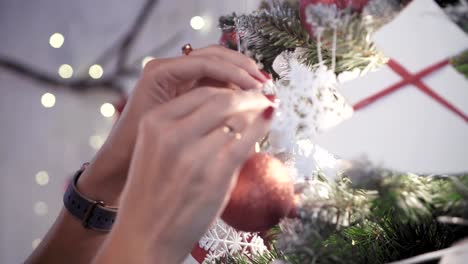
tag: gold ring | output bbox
[182,43,193,56]
[222,125,242,140]
[222,125,235,134]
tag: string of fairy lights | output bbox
[29,11,208,251]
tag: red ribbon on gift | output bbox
[191,244,208,263]
[353,58,468,123]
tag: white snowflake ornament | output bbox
[269,53,353,154]
[197,219,267,263]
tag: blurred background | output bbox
[0,0,261,262]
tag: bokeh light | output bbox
[88,64,104,79]
[41,93,56,108]
[34,201,48,216]
[58,64,73,79]
[32,239,42,249]
[49,33,64,48]
[100,103,115,118]
[89,135,105,150]
[190,16,205,30]
[35,171,50,186]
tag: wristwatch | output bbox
[63,164,118,232]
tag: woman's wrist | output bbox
[76,114,140,205]
[76,91,159,205]
[93,216,184,264]
[76,165,126,206]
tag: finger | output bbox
[155,87,230,120]
[149,56,263,91]
[176,91,275,140]
[190,111,254,157]
[195,78,240,91]
[183,111,259,210]
[191,45,270,83]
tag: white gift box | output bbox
[317,0,468,174]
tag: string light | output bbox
[100,103,115,118]
[88,64,104,79]
[34,201,48,216]
[190,16,205,30]
[35,171,50,186]
[141,56,155,68]
[89,135,105,150]
[41,93,56,108]
[49,33,64,48]
[58,64,73,79]
[32,239,42,249]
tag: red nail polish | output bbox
[264,94,276,103]
[262,106,275,120]
[260,70,272,80]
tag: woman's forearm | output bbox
[26,209,108,264]
[25,114,137,264]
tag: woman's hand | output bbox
[26,46,271,264]
[92,87,276,264]
[78,46,269,204]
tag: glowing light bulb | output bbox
[100,103,115,118]
[141,56,155,68]
[35,171,49,186]
[41,93,56,108]
[88,64,104,79]
[58,64,73,79]
[49,33,64,48]
[190,16,205,30]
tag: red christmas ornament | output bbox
[221,153,295,232]
[300,0,369,37]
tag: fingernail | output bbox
[264,94,278,103]
[260,70,272,80]
[262,106,275,120]
[254,76,268,84]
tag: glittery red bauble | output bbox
[300,0,369,37]
[221,153,295,232]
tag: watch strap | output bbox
[63,164,118,232]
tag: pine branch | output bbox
[221,1,388,76]
[452,49,468,78]
[217,245,297,264]
[230,172,468,264]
